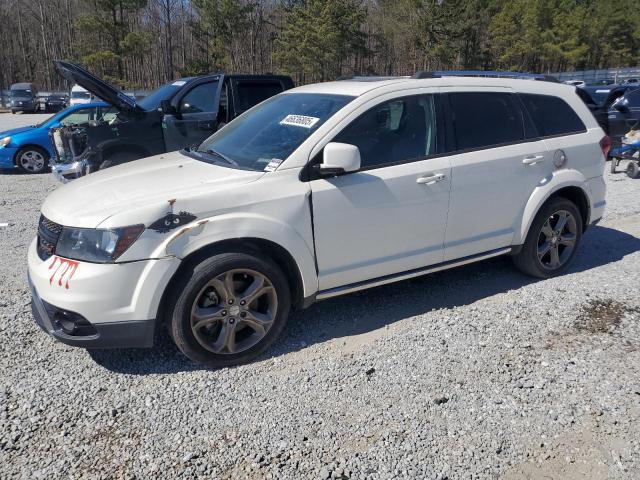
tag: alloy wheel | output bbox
[190,269,278,355]
[19,150,45,172]
[536,209,577,270]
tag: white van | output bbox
[69,85,93,105]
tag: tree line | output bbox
[1,0,639,91]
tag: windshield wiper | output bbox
[200,148,239,167]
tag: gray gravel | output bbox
[1,113,640,479]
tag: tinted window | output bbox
[179,82,218,113]
[137,82,183,111]
[448,92,524,150]
[236,81,284,112]
[197,93,354,171]
[623,88,640,107]
[520,93,586,137]
[60,107,96,125]
[333,95,438,169]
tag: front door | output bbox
[310,94,451,291]
[163,79,223,151]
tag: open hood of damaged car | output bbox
[54,60,141,114]
[41,151,266,229]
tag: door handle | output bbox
[198,121,214,130]
[522,155,545,165]
[416,173,446,185]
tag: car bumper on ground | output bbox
[51,160,87,183]
[27,237,181,349]
[0,146,18,169]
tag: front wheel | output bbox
[513,197,583,279]
[168,252,291,368]
[15,146,49,174]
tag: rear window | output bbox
[235,81,284,112]
[448,92,525,150]
[520,93,586,137]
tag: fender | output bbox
[152,212,319,298]
[516,169,591,244]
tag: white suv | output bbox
[28,74,608,367]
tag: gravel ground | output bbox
[1,113,639,479]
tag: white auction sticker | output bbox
[172,80,187,86]
[280,114,320,129]
[264,158,283,172]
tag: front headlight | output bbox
[55,225,144,263]
[0,137,10,148]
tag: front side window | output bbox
[333,95,438,169]
[448,92,524,150]
[195,93,354,171]
[520,93,586,137]
[179,82,218,113]
[60,107,96,126]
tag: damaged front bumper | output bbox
[51,159,87,183]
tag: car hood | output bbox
[42,151,266,228]
[54,60,140,114]
[0,125,36,138]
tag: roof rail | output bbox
[412,70,559,82]
[337,75,403,81]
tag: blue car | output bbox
[0,102,114,174]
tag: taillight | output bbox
[599,135,612,158]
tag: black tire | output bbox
[610,157,618,174]
[513,197,583,279]
[99,150,140,170]
[626,162,640,179]
[168,252,291,368]
[14,146,49,174]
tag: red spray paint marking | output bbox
[48,256,79,290]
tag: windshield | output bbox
[137,82,184,111]
[11,90,32,98]
[195,93,355,171]
[71,91,91,99]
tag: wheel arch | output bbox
[158,237,307,324]
[518,173,591,244]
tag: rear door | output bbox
[163,77,223,151]
[442,88,552,261]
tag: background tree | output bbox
[0,0,639,90]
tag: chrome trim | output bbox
[316,247,512,300]
[51,160,86,183]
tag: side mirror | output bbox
[613,98,630,114]
[317,142,361,176]
[159,99,177,115]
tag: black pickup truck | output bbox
[50,61,294,181]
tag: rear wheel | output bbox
[513,197,582,279]
[168,252,291,368]
[627,161,640,179]
[15,146,49,174]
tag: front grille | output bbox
[37,215,63,261]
